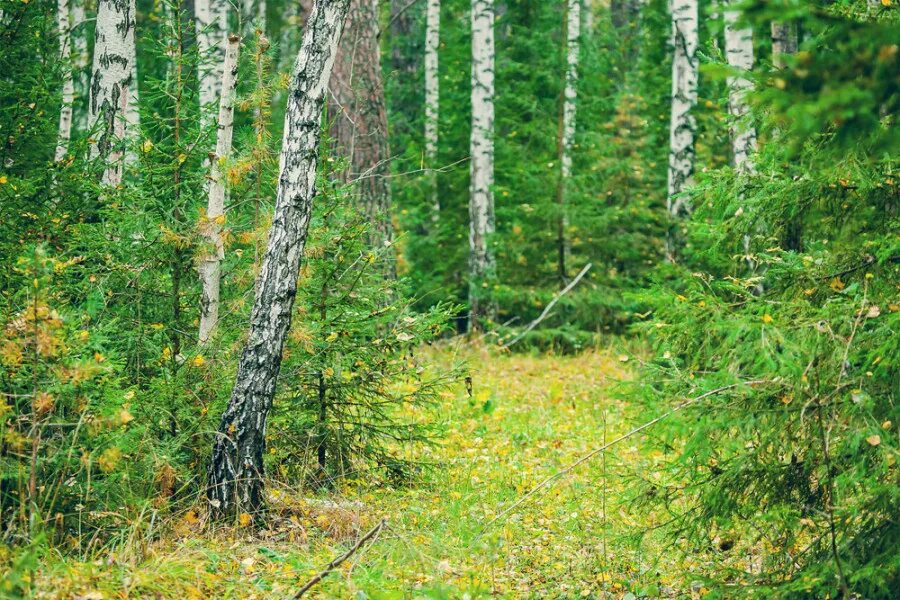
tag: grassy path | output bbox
[30,346,688,599]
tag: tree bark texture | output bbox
[56,0,74,162]
[329,0,395,264]
[468,0,495,330]
[90,0,137,188]
[199,34,240,345]
[425,0,440,221]
[207,0,350,518]
[666,0,698,215]
[196,0,229,131]
[556,0,580,286]
[724,4,756,173]
[770,20,797,70]
[664,0,698,261]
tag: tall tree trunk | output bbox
[55,0,74,162]
[555,0,580,286]
[90,0,137,188]
[664,0,698,262]
[72,0,89,132]
[195,0,228,131]
[724,4,756,173]
[425,0,440,221]
[207,0,350,518]
[770,20,797,69]
[468,0,495,331]
[330,0,394,270]
[199,34,240,345]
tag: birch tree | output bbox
[724,4,756,172]
[330,0,394,263]
[468,0,495,330]
[198,35,240,345]
[665,0,698,261]
[770,20,797,69]
[425,0,440,220]
[555,0,580,285]
[55,0,74,162]
[196,0,228,131]
[89,0,137,187]
[207,0,350,517]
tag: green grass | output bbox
[5,345,700,599]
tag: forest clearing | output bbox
[0,0,897,598]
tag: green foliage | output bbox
[273,164,463,486]
[628,2,899,597]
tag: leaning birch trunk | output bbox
[425,0,440,221]
[555,0,580,286]
[198,35,240,345]
[770,20,797,69]
[329,0,395,272]
[89,0,137,188]
[207,0,350,518]
[724,5,756,173]
[55,0,74,162]
[196,0,229,132]
[468,0,495,331]
[664,0,698,262]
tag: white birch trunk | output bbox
[196,0,229,131]
[556,0,580,283]
[56,0,74,162]
[124,41,139,167]
[770,21,797,69]
[207,0,350,516]
[71,0,89,132]
[469,0,495,330]
[724,5,756,173]
[199,34,240,345]
[425,0,440,220]
[90,0,137,188]
[666,0,699,227]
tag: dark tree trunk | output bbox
[330,0,395,274]
[206,0,351,519]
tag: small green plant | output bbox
[271,164,463,487]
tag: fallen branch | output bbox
[502,263,592,348]
[477,380,770,536]
[294,518,386,598]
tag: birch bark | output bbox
[555,0,580,285]
[207,0,350,517]
[90,0,137,187]
[468,0,495,330]
[330,0,394,266]
[425,0,440,220]
[199,35,240,345]
[196,0,229,131]
[724,4,756,173]
[665,0,698,261]
[56,0,74,162]
[770,20,797,69]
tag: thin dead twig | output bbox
[476,380,771,537]
[294,518,386,598]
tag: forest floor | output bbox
[23,345,698,599]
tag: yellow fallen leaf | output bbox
[866,434,881,447]
[238,512,252,527]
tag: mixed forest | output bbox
[0,0,897,597]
